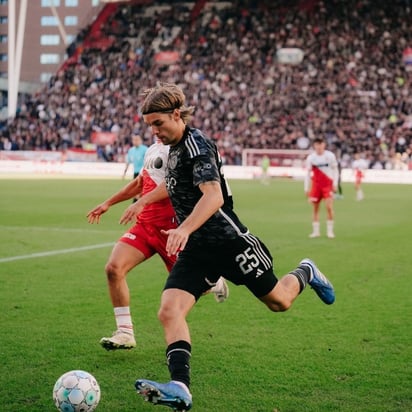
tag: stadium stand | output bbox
[1,0,411,169]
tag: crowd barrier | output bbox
[0,159,411,184]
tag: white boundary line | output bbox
[0,242,114,263]
[0,225,122,234]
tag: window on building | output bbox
[0,0,8,5]
[92,0,99,6]
[40,73,53,83]
[41,16,59,26]
[65,0,78,6]
[64,15,78,26]
[0,35,7,43]
[66,34,76,43]
[41,0,60,6]
[0,53,8,61]
[0,16,8,24]
[40,53,60,64]
[41,35,60,45]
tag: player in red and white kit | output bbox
[352,152,368,201]
[87,141,229,350]
[304,137,339,238]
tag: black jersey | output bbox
[165,126,248,244]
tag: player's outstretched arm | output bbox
[119,181,169,225]
[303,156,311,195]
[331,154,339,192]
[87,176,142,224]
[123,160,130,179]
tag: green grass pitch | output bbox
[0,178,411,412]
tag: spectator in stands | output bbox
[1,0,411,171]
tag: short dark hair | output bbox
[313,137,325,144]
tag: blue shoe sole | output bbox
[135,380,192,411]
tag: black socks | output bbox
[290,264,311,293]
[166,340,191,388]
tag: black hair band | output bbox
[142,105,180,115]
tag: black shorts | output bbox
[164,232,278,300]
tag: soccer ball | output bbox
[53,370,101,412]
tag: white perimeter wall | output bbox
[0,160,412,184]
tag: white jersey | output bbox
[138,142,174,224]
[304,150,338,192]
[352,158,369,171]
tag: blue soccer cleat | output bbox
[135,379,192,411]
[300,258,335,304]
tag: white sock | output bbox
[312,221,320,235]
[114,306,134,335]
[327,220,334,234]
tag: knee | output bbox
[158,301,184,326]
[157,303,174,326]
[105,261,122,282]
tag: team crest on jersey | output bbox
[168,153,178,169]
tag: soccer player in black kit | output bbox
[120,83,335,411]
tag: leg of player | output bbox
[261,258,335,309]
[337,180,343,199]
[157,231,229,305]
[136,289,195,411]
[325,197,335,238]
[100,242,146,350]
[355,181,364,201]
[260,272,300,311]
[135,259,334,411]
[309,202,321,238]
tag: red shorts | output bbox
[355,170,363,185]
[119,218,177,272]
[308,183,334,203]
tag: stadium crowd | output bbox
[1,0,411,169]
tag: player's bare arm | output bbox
[163,181,224,256]
[119,181,169,225]
[332,159,339,192]
[87,176,142,224]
